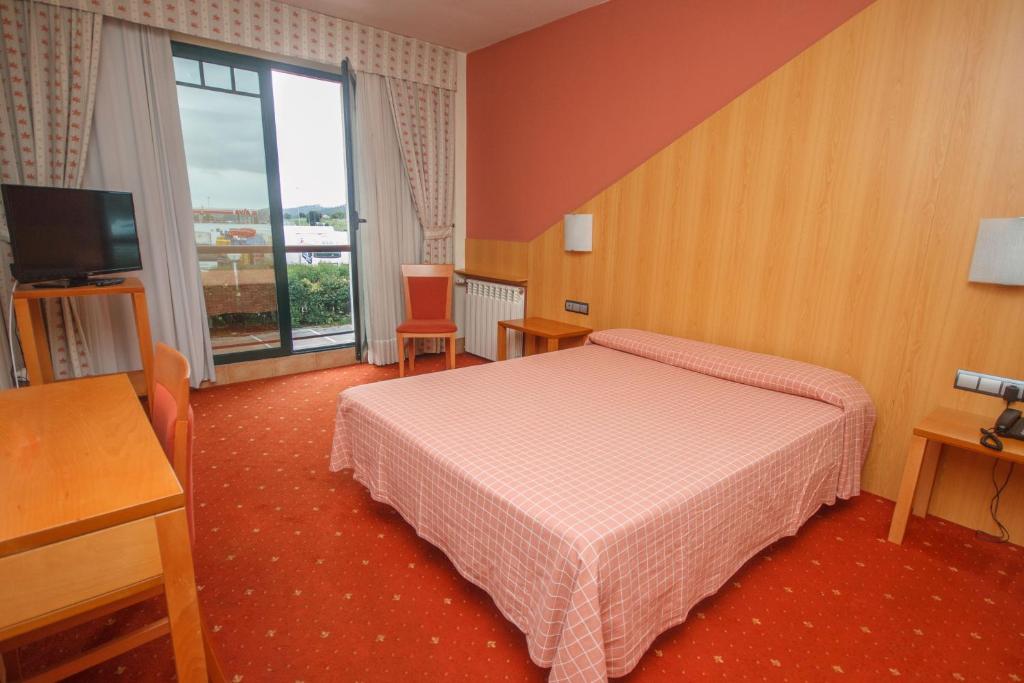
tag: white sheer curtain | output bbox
[0,0,103,383]
[80,19,216,385]
[353,72,421,366]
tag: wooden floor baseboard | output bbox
[201,347,359,388]
[201,338,467,388]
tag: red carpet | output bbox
[12,353,1024,681]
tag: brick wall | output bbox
[201,270,277,316]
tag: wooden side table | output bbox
[887,407,1024,544]
[497,317,592,361]
[13,277,154,409]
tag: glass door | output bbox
[172,44,359,362]
[272,70,355,351]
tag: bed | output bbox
[330,329,875,682]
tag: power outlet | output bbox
[954,369,1024,402]
[565,299,589,315]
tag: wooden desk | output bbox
[13,277,155,409]
[887,407,1024,544]
[497,317,592,361]
[0,375,208,681]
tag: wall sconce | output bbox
[969,217,1024,285]
[564,213,592,252]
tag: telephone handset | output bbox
[996,408,1024,439]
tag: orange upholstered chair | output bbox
[151,343,195,537]
[150,343,223,680]
[397,264,456,378]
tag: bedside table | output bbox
[887,407,1024,544]
[497,317,592,361]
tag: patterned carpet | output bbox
[12,353,1024,681]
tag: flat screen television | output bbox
[2,184,143,285]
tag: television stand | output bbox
[12,277,155,411]
[31,276,126,289]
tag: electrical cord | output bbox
[974,458,1014,544]
[4,277,19,388]
[980,427,1003,452]
[976,405,1017,542]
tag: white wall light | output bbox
[564,213,593,252]
[969,217,1024,285]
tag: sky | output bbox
[176,70,347,212]
[272,72,347,210]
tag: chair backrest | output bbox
[401,263,454,322]
[150,342,194,537]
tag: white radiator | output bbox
[464,279,525,361]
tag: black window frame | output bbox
[172,42,361,364]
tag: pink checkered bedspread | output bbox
[330,329,875,682]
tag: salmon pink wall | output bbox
[467,0,874,242]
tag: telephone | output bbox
[995,408,1024,439]
[981,407,1024,451]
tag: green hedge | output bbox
[287,262,352,327]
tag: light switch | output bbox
[955,372,980,390]
[978,377,1002,394]
[564,299,589,315]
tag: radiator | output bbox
[464,279,525,361]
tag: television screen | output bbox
[2,184,142,283]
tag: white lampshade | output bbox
[969,217,1024,285]
[564,214,593,252]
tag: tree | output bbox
[287,262,351,327]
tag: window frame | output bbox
[171,42,361,364]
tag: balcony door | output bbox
[172,44,360,362]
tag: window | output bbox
[172,45,359,361]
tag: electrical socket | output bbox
[953,369,1024,402]
[565,300,589,315]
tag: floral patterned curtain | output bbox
[42,0,457,91]
[385,77,455,266]
[0,0,103,379]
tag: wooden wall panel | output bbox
[470,0,1024,537]
[466,0,873,242]
[465,239,529,280]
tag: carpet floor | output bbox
[12,353,1024,682]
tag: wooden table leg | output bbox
[546,338,559,353]
[13,298,55,386]
[2,648,21,681]
[496,323,507,361]
[201,615,227,683]
[523,333,533,356]
[13,298,40,386]
[911,440,942,517]
[131,292,155,413]
[154,509,208,682]
[396,333,405,378]
[888,435,929,544]
[31,301,54,384]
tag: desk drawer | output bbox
[0,517,164,641]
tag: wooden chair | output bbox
[397,264,456,378]
[0,345,224,682]
[151,343,195,538]
[148,343,224,681]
